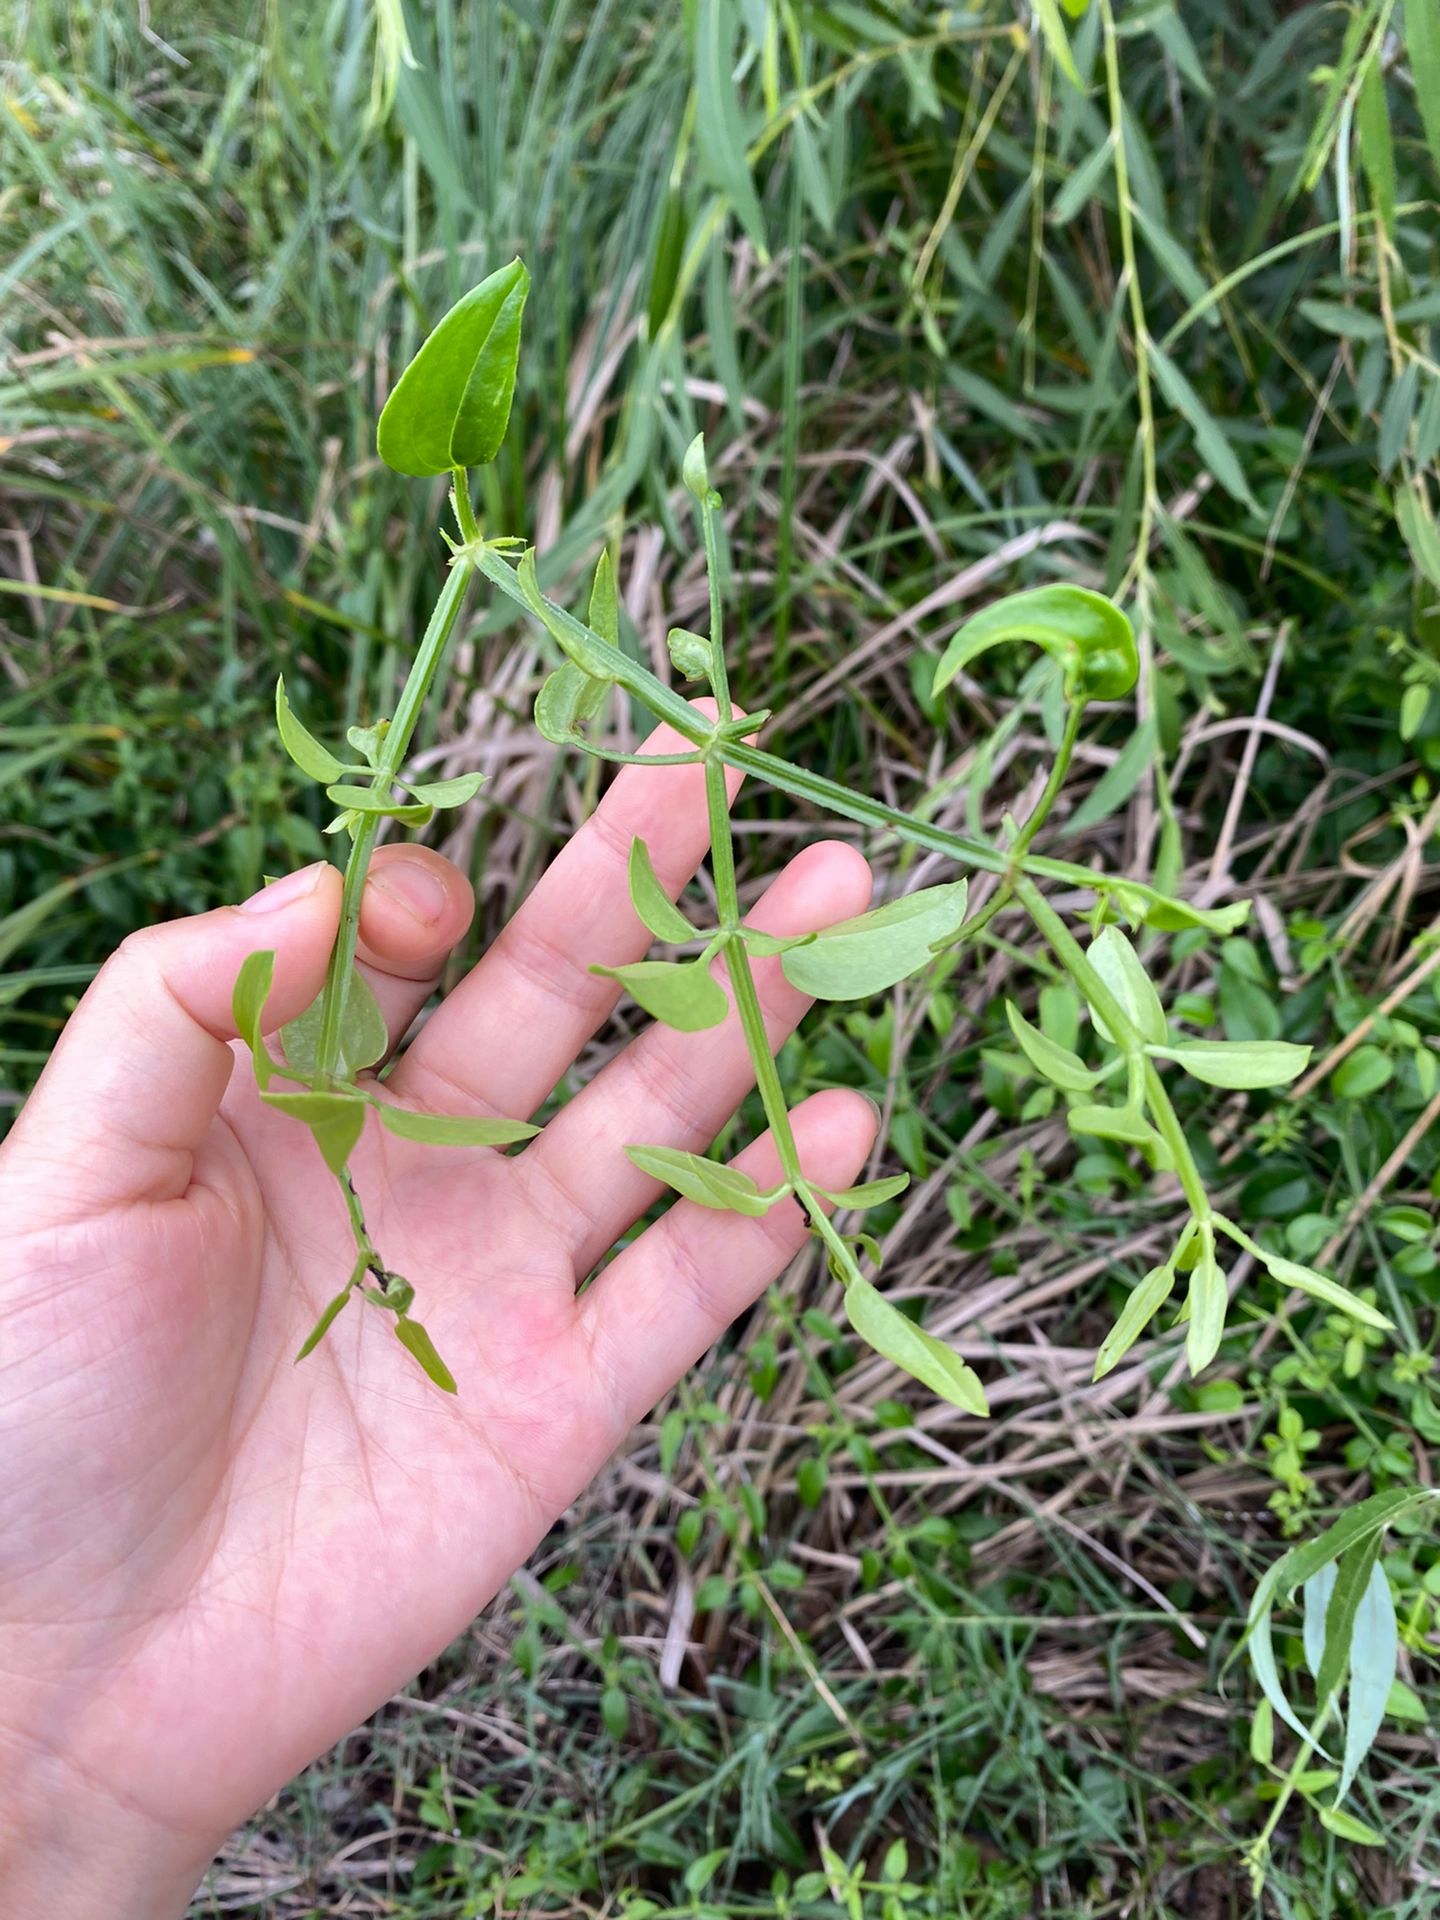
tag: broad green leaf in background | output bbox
[262,1089,368,1174]
[1051,135,1114,225]
[594,957,729,1030]
[1355,53,1397,236]
[1405,0,1440,180]
[1033,0,1082,86]
[395,1315,458,1392]
[376,1105,538,1147]
[1149,1038,1311,1088]
[1094,1264,1175,1379]
[589,548,619,644]
[1088,925,1167,1046]
[1185,1245,1226,1372]
[844,1275,989,1416]
[628,836,696,943]
[695,0,768,255]
[282,964,387,1079]
[780,881,968,999]
[377,257,530,476]
[933,584,1137,703]
[232,948,276,1089]
[1149,340,1262,516]
[1006,1000,1099,1091]
[626,1144,784,1216]
[275,677,343,782]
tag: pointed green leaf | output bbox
[695,0,767,255]
[933,585,1136,703]
[1149,340,1262,516]
[589,549,619,644]
[1067,1103,1162,1149]
[1006,1001,1098,1092]
[1088,926,1167,1046]
[232,948,276,1089]
[282,965,387,1079]
[1316,1534,1382,1706]
[1185,1247,1227,1373]
[295,1286,353,1362]
[816,1173,910,1209]
[594,957,728,1031]
[275,677,343,782]
[628,836,695,943]
[1033,0,1081,86]
[626,1144,784,1216]
[395,1315,458,1393]
[376,1105,538,1147]
[377,258,530,476]
[1405,0,1440,181]
[741,927,817,957]
[1094,1265,1176,1380]
[262,1090,368,1174]
[844,1276,989,1416]
[1339,1558,1397,1800]
[1318,1806,1385,1847]
[516,548,615,678]
[402,770,486,808]
[1356,54,1397,235]
[780,881,969,1000]
[1148,1038,1311,1089]
[683,432,711,501]
[324,784,434,825]
[1257,1253,1394,1332]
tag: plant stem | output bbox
[314,529,476,1082]
[951,696,1086,947]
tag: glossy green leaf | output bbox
[695,0,767,255]
[324,783,434,825]
[403,770,486,808]
[1256,1252,1395,1331]
[282,965,387,1079]
[594,957,729,1030]
[844,1276,989,1416]
[933,585,1137,704]
[1149,1038,1310,1089]
[1094,1265,1175,1380]
[376,1105,538,1147]
[780,881,968,1000]
[232,948,276,1089]
[275,676,343,782]
[395,1315,458,1393]
[1185,1246,1226,1373]
[377,257,530,476]
[817,1173,910,1209]
[262,1089,368,1174]
[626,1144,783,1216]
[628,836,695,943]
[1006,1001,1098,1092]
[295,1285,353,1362]
[1088,926,1167,1046]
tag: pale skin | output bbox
[0,713,877,1918]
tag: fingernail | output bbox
[858,1093,883,1127]
[370,854,449,927]
[237,862,329,914]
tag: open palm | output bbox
[0,722,874,1916]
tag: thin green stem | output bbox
[951,698,1086,947]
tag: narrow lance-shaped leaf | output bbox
[1185,1245,1227,1373]
[1148,1038,1310,1089]
[1339,1558,1399,1801]
[594,957,729,1032]
[377,257,530,476]
[694,0,768,256]
[376,1105,538,1148]
[1316,1532,1384,1707]
[1006,1000,1098,1092]
[232,949,276,1089]
[1256,1250,1394,1332]
[1148,340,1262,516]
[275,677,343,782]
[395,1315,458,1393]
[295,1286,353,1363]
[401,770,486,808]
[816,1173,910,1209]
[844,1275,989,1417]
[933,585,1137,704]
[1094,1265,1175,1380]
[628,836,696,944]
[780,881,968,1000]
[626,1144,785,1217]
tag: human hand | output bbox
[0,717,875,1919]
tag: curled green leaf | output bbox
[262,1089,368,1174]
[377,257,530,476]
[933,584,1137,705]
[232,949,276,1089]
[1148,1038,1310,1090]
[667,626,713,681]
[626,1144,785,1216]
[275,677,343,783]
[535,661,610,745]
[628,836,696,944]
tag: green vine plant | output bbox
[232,260,1394,1428]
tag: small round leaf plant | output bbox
[235,261,1392,1400]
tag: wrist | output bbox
[1,1725,219,1920]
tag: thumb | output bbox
[2,862,343,1222]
